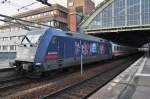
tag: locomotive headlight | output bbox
[35,63,42,65]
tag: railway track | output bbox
[42,55,138,99]
[0,67,31,93]
[0,68,14,72]
[0,76,30,92]
[0,68,16,79]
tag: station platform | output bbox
[0,59,12,69]
[89,53,150,99]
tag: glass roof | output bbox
[88,0,150,29]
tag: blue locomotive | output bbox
[9,28,136,75]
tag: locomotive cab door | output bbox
[47,36,64,68]
[57,37,64,67]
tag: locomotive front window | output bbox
[52,37,59,44]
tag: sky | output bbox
[0,0,103,16]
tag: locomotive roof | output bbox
[26,28,108,42]
[66,32,106,42]
[49,28,107,42]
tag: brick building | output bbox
[67,0,95,15]
[67,0,95,32]
[1,4,68,32]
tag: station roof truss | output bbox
[80,0,150,47]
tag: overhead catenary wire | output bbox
[36,0,51,6]
[1,0,28,11]
[18,0,52,12]
[17,2,38,12]
[0,0,54,30]
[0,19,42,30]
[0,14,57,31]
[0,14,51,27]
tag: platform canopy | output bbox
[80,0,150,33]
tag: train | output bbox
[111,43,137,57]
[9,28,137,76]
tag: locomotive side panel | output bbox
[43,35,112,71]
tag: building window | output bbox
[10,28,12,32]
[31,16,34,18]
[3,45,8,51]
[47,22,51,26]
[10,45,16,50]
[54,10,58,15]
[27,16,30,20]
[40,13,44,16]
[51,21,54,26]
[51,11,54,16]
[18,36,22,40]
[3,37,9,41]
[1,29,4,33]
[5,28,9,32]
[54,21,59,27]
[68,0,74,7]
[10,37,12,40]
[44,12,47,16]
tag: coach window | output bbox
[116,46,119,51]
[114,46,116,51]
[118,47,120,51]
[122,47,124,51]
